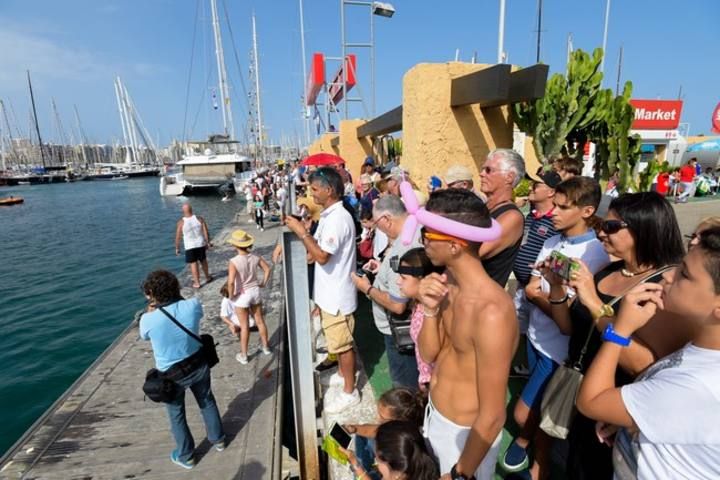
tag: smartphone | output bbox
[548,251,580,281]
[356,269,366,277]
[329,422,352,449]
[290,214,303,221]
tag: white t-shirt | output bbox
[277,187,287,204]
[220,297,256,328]
[527,230,610,363]
[182,215,206,250]
[616,343,720,480]
[313,201,357,315]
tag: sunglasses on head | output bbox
[389,255,426,277]
[600,219,629,234]
[420,227,469,247]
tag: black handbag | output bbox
[142,368,178,403]
[157,305,220,369]
[387,307,415,355]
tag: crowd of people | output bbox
[284,151,720,480]
[137,149,720,478]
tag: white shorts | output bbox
[233,286,262,309]
[423,397,502,479]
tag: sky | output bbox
[0,0,718,149]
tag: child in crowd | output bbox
[226,229,271,364]
[342,387,426,480]
[578,226,720,479]
[253,192,265,231]
[504,177,610,478]
[393,247,444,391]
[219,284,256,340]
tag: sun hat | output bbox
[227,229,255,248]
[444,165,473,185]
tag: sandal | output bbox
[192,283,201,289]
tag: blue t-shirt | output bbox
[139,298,203,372]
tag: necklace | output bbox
[621,266,654,278]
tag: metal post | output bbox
[536,0,543,63]
[253,14,264,163]
[299,0,311,145]
[282,230,320,480]
[370,5,375,117]
[497,0,506,63]
[340,0,348,119]
[600,0,611,74]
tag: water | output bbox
[0,178,240,456]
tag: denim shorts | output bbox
[520,338,559,410]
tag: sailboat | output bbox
[160,0,254,197]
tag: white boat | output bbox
[159,136,254,196]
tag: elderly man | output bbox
[444,165,474,190]
[175,203,213,289]
[351,195,422,388]
[285,167,360,414]
[478,148,526,287]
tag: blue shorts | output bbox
[520,338,559,411]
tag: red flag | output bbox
[712,101,720,134]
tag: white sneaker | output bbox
[261,346,272,356]
[324,389,361,414]
[236,353,249,365]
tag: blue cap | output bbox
[364,156,374,166]
[429,176,442,191]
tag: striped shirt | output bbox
[512,208,558,286]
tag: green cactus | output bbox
[514,47,642,193]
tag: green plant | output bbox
[513,178,532,198]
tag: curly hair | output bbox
[141,270,182,304]
[378,387,427,426]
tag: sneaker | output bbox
[236,353,249,365]
[315,357,338,372]
[501,441,529,472]
[261,346,272,356]
[170,450,195,470]
[214,440,226,452]
[324,389,361,414]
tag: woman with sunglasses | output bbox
[393,247,444,391]
[542,191,687,479]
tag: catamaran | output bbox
[160,0,258,197]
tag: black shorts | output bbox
[185,246,207,263]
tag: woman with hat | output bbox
[227,229,272,364]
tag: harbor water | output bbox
[0,178,241,456]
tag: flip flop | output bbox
[192,283,201,289]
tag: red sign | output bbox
[328,54,357,105]
[712,101,720,134]
[629,99,683,130]
[305,53,325,106]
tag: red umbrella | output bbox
[301,153,345,167]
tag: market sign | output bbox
[629,99,683,130]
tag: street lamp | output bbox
[340,0,396,119]
[372,1,395,18]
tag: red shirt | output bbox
[680,165,696,183]
[656,172,670,195]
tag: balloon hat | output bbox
[399,181,502,246]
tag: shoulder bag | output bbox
[539,266,674,439]
[142,304,220,403]
[387,306,415,355]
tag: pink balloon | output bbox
[399,181,502,245]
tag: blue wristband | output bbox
[602,324,631,347]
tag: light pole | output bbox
[497,0,506,63]
[340,1,395,119]
[600,0,611,75]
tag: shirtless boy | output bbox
[417,188,518,480]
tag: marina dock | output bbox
[0,217,287,480]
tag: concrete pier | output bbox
[0,216,286,479]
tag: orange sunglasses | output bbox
[420,227,469,247]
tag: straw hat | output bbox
[227,229,254,248]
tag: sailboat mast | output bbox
[114,78,130,161]
[210,0,235,141]
[122,84,142,164]
[27,70,47,168]
[252,13,264,163]
[73,105,88,167]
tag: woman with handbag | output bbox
[541,192,687,479]
[139,270,225,470]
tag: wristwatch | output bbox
[450,464,475,480]
[592,303,615,322]
[602,324,631,347]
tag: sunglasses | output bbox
[600,219,629,234]
[482,165,505,175]
[389,255,427,277]
[420,227,469,247]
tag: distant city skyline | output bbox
[0,0,718,148]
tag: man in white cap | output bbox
[444,165,475,190]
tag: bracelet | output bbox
[365,286,374,297]
[423,307,440,318]
[549,293,569,304]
